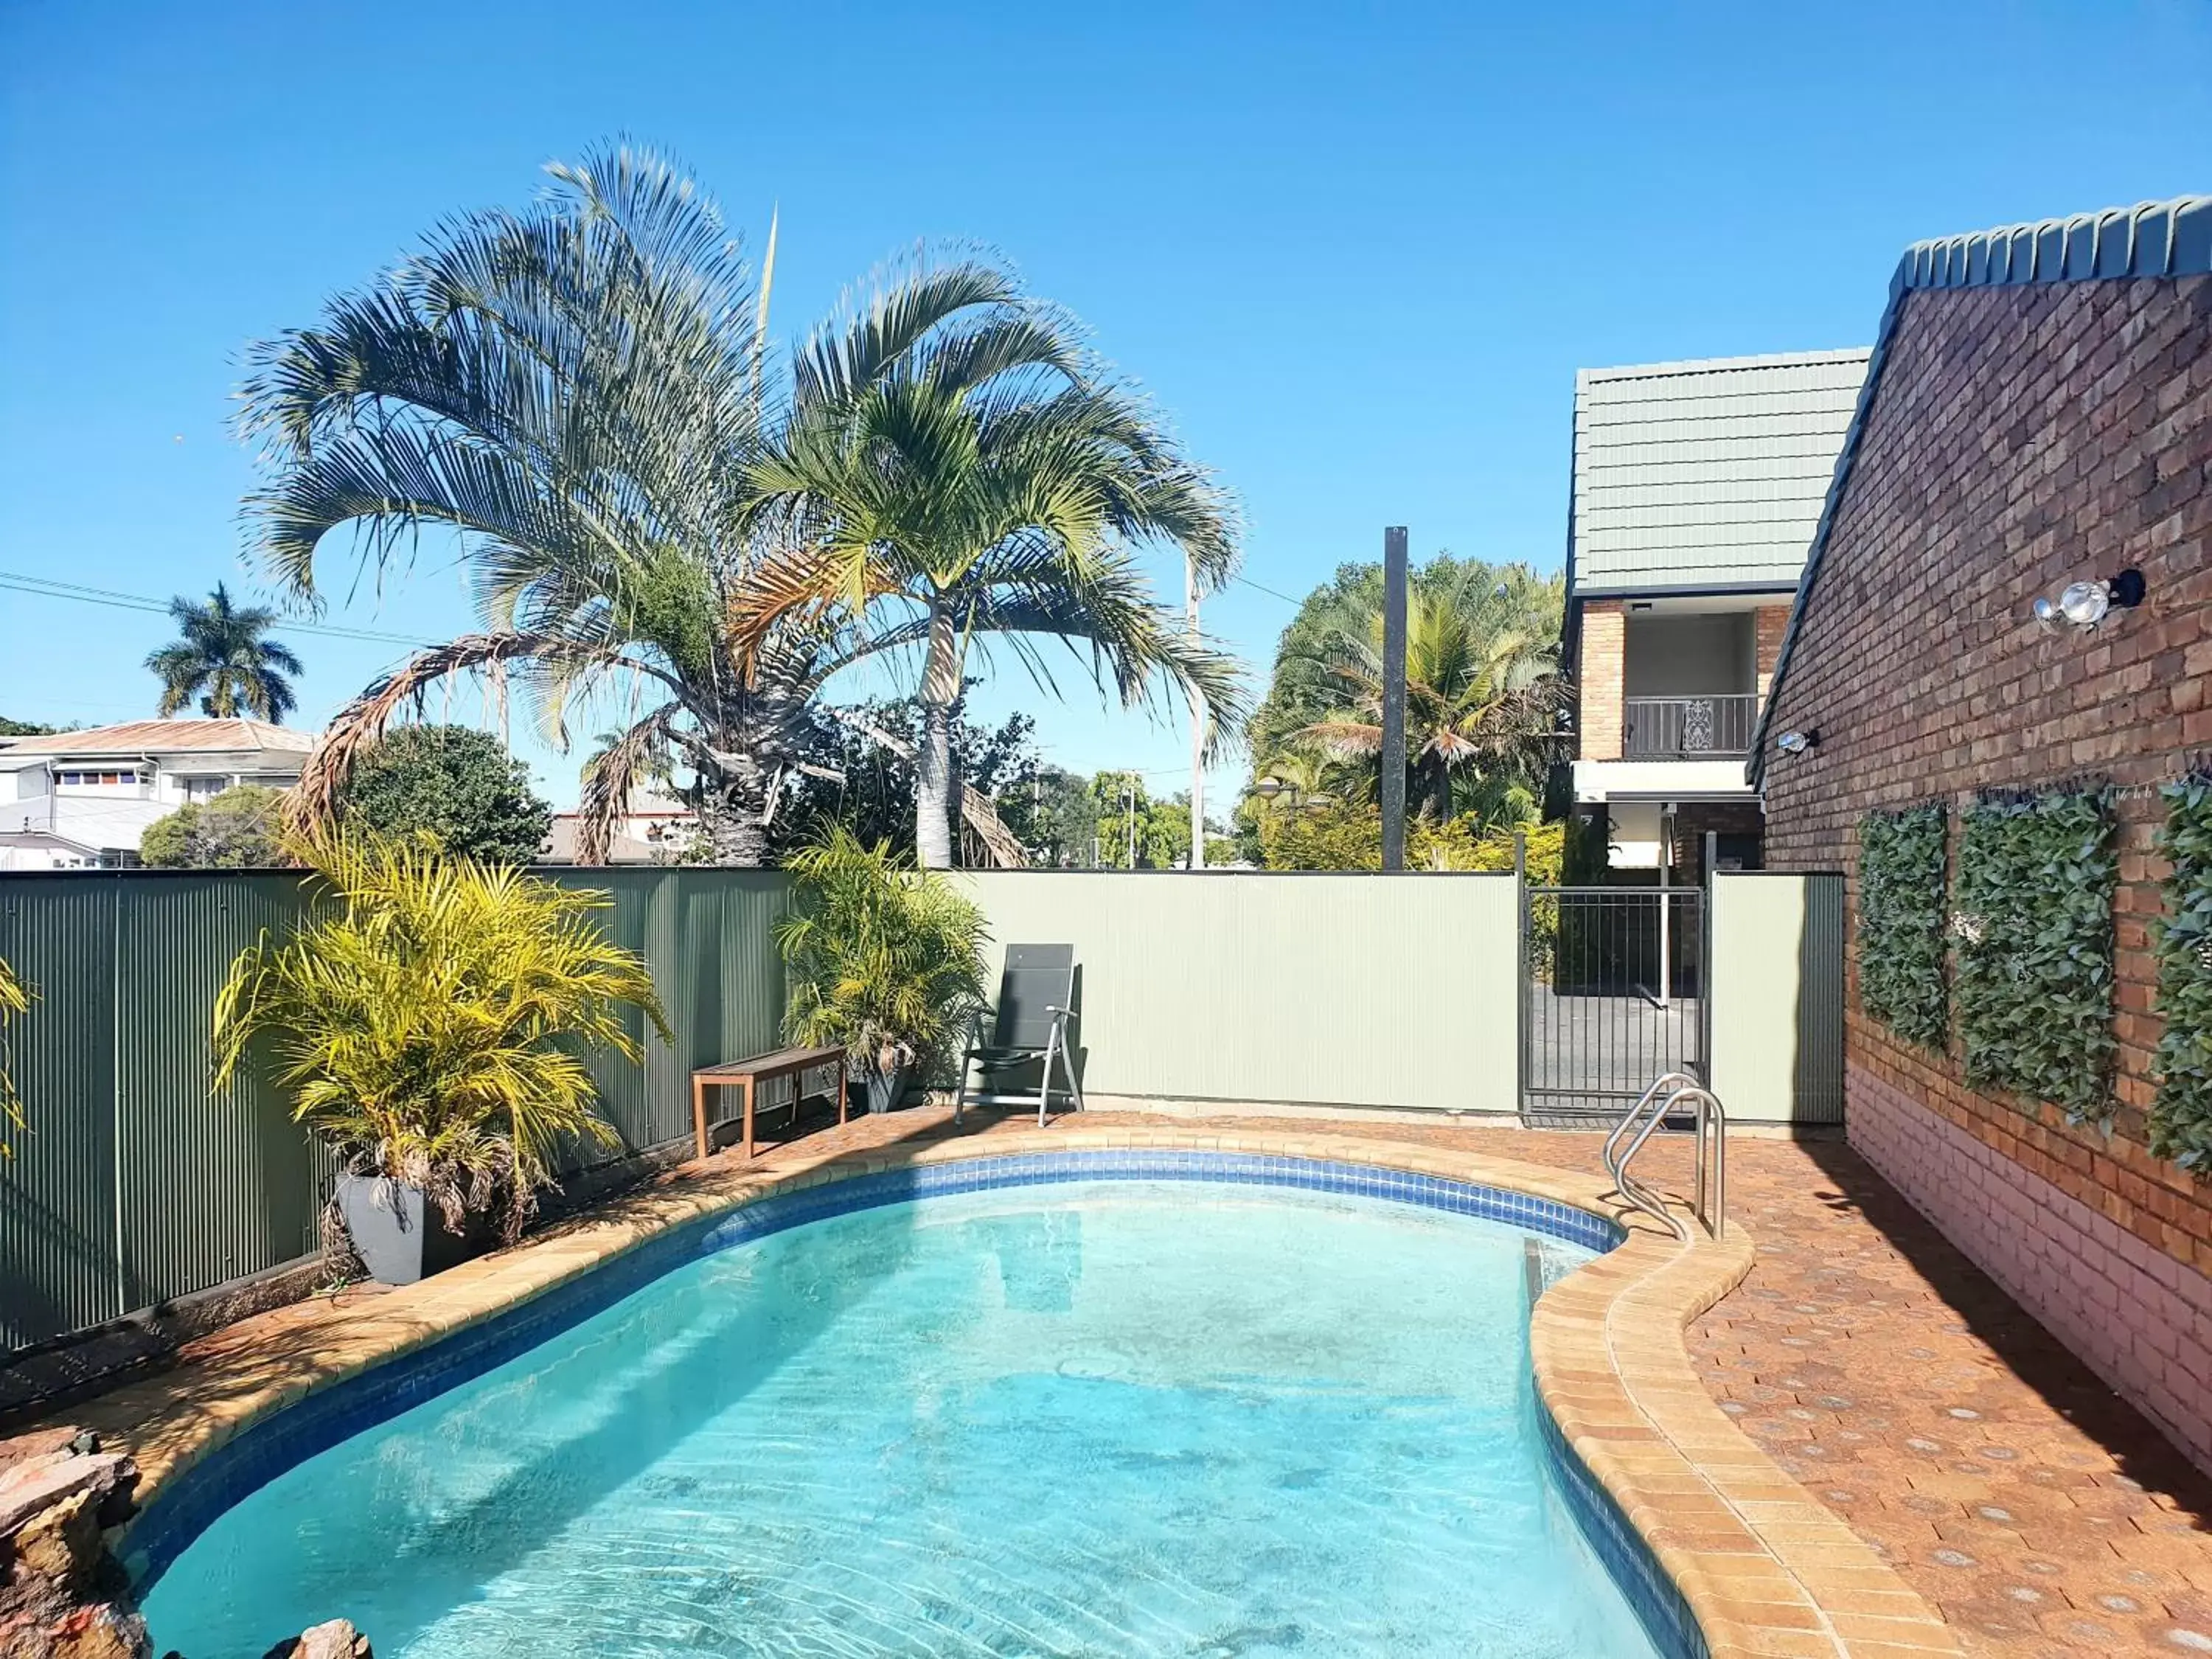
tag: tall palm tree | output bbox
[240,145,1227,867]
[1297,564,1568,823]
[731,268,1246,867]
[245,148,906,864]
[145,585,303,722]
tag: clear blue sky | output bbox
[4,1,2207,807]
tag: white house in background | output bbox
[0,719,318,869]
[1565,348,1871,879]
[542,791,699,865]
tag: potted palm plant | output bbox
[776,828,988,1113]
[215,831,669,1284]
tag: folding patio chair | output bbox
[954,943,1085,1126]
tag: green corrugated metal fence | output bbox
[0,869,792,1352]
[2,863,1813,1355]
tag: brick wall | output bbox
[1753,603,1790,705]
[1761,271,2212,1468]
[1578,599,1624,761]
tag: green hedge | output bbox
[2152,777,2212,1175]
[1955,787,2117,1122]
[1857,804,1950,1049]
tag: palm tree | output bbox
[240,145,1219,867]
[145,585,303,722]
[731,266,1246,867]
[1296,564,1568,823]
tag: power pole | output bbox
[1186,551,1206,870]
[1124,780,1138,869]
[1380,525,1410,871]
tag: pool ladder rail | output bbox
[1602,1072,1728,1243]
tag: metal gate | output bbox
[1519,885,1707,1122]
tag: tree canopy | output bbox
[145,585,302,723]
[241,142,1239,870]
[336,726,552,865]
[1242,553,1568,866]
[140,785,285,869]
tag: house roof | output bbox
[1748,193,2212,784]
[0,719,319,759]
[1571,348,1872,597]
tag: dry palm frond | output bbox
[574,703,683,865]
[286,631,683,839]
[723,544,905,673]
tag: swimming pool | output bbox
[139,1162,1672,1658]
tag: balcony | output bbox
[1623,693,1759,759]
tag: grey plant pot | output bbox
[863,1063,910,1116]
[335,1172,493,1286]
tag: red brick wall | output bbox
[1761,272,2212,1467]
[1579,599,1624,760]
[1753,603,1790,706]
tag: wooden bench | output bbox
[691,1044,849,1161]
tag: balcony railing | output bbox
[1622,694,1759,759]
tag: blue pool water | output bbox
[143,1180,1664,1658]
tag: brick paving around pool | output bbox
[1166,1115,2212,1658]
[22,1106,2212,1656]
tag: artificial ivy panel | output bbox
[1856,804,1950,1050]
[2152,777,2212,1174]
[1954,787,2117,1123]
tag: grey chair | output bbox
[955,944,1085,1126]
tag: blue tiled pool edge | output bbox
[122,1148,1708,1659]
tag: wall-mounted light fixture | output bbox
[1775,728,1820,757]
[2033,568,2146,633]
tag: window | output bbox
[56,770,139,787]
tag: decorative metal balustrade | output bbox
[1622,693,1759,759]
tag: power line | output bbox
[1232,574,1304,607]
[0,571,439,649]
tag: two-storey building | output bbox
[1565,349,1870,877]
[0,719,316,869]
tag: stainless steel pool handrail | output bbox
[1601,1071,1700,1188]
[1612,1093,1691,1242]
[1608,1074,1728,1242]
[1686,1086,1728,1241]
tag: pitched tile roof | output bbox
[1571,349,1872,596]
[0,719,319,757]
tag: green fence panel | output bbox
[1,867,794,1354]
[0,880,125,1349]
[956,872,1521,1113]
[1705,872,1846,1125]
[114,874,324,1312]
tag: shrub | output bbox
[140,785,285,869]
[1256,796,1383,870]
[215,831,669,1236]
[338,725,552,865]
[1954,787,2116,1122]
[1856,804,1950,1050]
[2152,777,2212,1175]
[0,955,29,1155]
[776,828,989,1087]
